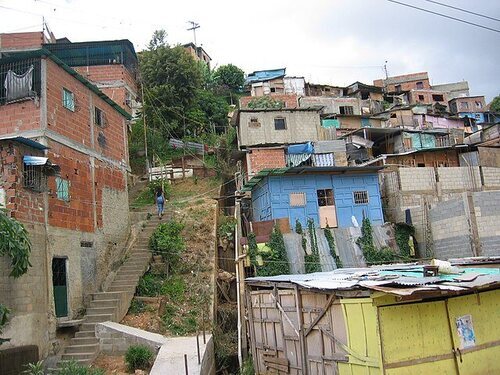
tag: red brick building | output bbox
[374,72,430,93]
[0,44,133,356]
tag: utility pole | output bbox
[384,60,389,79]
[187,21,200,46]
[141,82,149,175]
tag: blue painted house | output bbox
[244,167,384,229]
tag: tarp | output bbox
[287,142,313,154]
[23,156,48,166]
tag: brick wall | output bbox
[0,100,41,137]
[0,32,45,50]
[248,148,286,175]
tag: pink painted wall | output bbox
[415,114,464,129]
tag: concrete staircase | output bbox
[54,214,162,368]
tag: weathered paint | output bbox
[251,173,384,228]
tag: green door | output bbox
[52,258,68,317]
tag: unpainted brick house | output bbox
[0,45,132,357]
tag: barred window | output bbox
[317,189,334,207]
[353,190,369,204]
[62,88,74,111]
[23,164,47,192]
[56,177,70,202]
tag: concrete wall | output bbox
[473,191,500,256]
[238,110,321,147]
[382,166,500,257]
[299,96,361,115]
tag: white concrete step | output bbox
[86,307,116,315]
[61,352,96,361]
[70,337,98,345]
[75,330,95,338]
[92,292,125,301]
[80,322,97,332]
[85,314,113,323]
[65,343,99,354]
[90,299,119,308]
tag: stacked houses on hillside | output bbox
[235,67,500,257]
[0,31,137,358]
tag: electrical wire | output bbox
[386,0,500,33]
[421,0,500,23]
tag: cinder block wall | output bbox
[473,191,500,256]
[429,197,473,259]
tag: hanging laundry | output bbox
[286,153,311,167]
[4,65,34,102]
[312,153,335,167]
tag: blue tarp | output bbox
[287,142,313,154]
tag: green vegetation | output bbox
[22,361,44,375]
[324,228,343,268]
[162,304,198,335]
[490,95,500,113]
[248,226,290,277]
[57,361,104,375]
[125,345,154,372]
[128,299,147,315]
[0,209,33,344]
[357,218,397,264]
[218,216,236,241]
[248,95,285,109]
[149,220,185,275]
[394,222,416,258]
[239,356,255,375]
[130,179,172,209]
[305,219,321,273]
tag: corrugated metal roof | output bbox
[246,265,500,297]
[0,136,48,150]
[246,68,286,84]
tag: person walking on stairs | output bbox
[155,186,166,219]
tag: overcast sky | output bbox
[2,0,499,100]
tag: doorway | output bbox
[52,257,68,318]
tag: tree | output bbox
[0,209,32,344]
[490,95,500,113]
[148,29,168,50]
[213,64,245,105]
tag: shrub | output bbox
[125,345,154,371]
[137,273,164,297]
[160,275,186,302]
[149,220,185,274]
[128,298,146,314]
[22,361,44,375]
[57,361,104,375]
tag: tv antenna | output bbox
[187,21,200,46]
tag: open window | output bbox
[317,189,334,207]
[416,81,424,89]
[432,94,444,102]
[94,106,107,127]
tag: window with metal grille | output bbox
[274,117,286,130]
[94,106,106,127]
[289,192,306,207]
[353,191,369,204]
[62,88,74,111]
[23,164,47,192]
[317,189,334,207]
[339,106,354,115]
[56,177,70,202]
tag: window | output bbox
[418,95,425,101]
[475,101,482,109]
[390,113,397,118]
[270,87,276,93]
[416,81,424,89]
[274,117,286,130]
[403,137,412,149]
[290,192,306,207]
[460,102,469,110]
[395,84,402,93]
[339,106,354,115]
[62,88,74,111]
[317,189,334,207]
[94,107,106,127]
[55,177,70,202]
[125,91,132,108]
[249,117,261,128]
[432,94,444,102]
[23,163,47,192]
[353,191,369,204]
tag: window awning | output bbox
[23,156,49,165]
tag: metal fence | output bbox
[0,57,41,105]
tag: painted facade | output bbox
[251,172,384,229]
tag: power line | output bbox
[386,0,500,33]
[421,0,500,23]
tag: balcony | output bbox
[0,57,41,105]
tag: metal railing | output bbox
[0,58,41,105]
